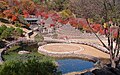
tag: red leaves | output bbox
[91,24,101,33]
[23,10,29,15]
[69,18,78,27]
[57,19,63,23]
[99,28,105,35]
[3,10,12,18]
[44,14,49,19]
[23,10,29,18]
[110,26,119,38]
[11,15,17,21]
[50,24,55,27]
[83,25,91,32]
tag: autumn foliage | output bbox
[0,0,119,39]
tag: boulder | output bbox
[81,72,94,75]
[92,69,116,75]
[38,42,47,46]
[106,67,120,75]
[117,65,120,71]
[18,51,30,54]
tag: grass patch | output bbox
[3,52,46,62]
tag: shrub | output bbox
[15,21,21,27]
[15,28,24,36]
[0,55,60,75]
[34,34,44,42]
[0,27,15,39]
[0,25,7,34]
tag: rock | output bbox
[0,18,10,24]
[81,72,94,75]
[38,42,47,46]
[106,67,120,75]
[117,65,120,71]
[18,51,30,54]
[92,69,116,75]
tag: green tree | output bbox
[15,28,24,36]
[0,26,15,39]
[0,56,60,75]
[0,25,7,35]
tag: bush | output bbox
[0,27,15,39]
[0,25,23,39]
[0,25,7,35]
[15,28,24,36]
[15,21,21,27]
[0,55,60,75]
[34,34,44,42]
[7,45,21,52]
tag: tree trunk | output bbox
[110,50,116,68]
[111,59,116,68]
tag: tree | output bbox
[69,0,104,19]
[87,20,120,68]
[20,0,36,14]
[0,26,15,39]
[0,55,60,75]
[12,28,24,39]
[87,0,120,67]
[102,0,120,24]
[77,0,120,68]
[47,0,69,11]
[0,25,7,35]
[15,28,24,36]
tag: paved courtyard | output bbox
[39,43,110,59]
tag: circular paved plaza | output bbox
[38,43,110,59]
[43,43,84,53]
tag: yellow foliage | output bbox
[103,23,108,28]
[59,9,75,19]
